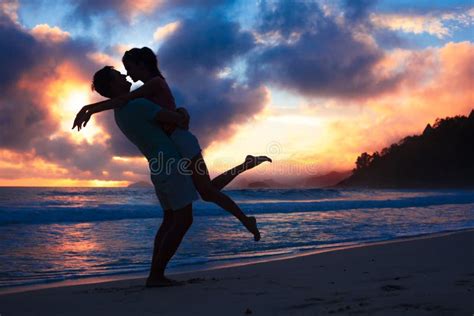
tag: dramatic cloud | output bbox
[0,9,139,182]
[248,0,403,99]
[155,13,269,148]
[0,88,54,151]
[0,15,39,89]
[0,14,95,150]
[0,148,146,186]
[0,13,57,150]
[1,0,473,186]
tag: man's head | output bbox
[91,66,131,98]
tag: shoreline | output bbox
[1,228,472,315]
[2,227,473,296]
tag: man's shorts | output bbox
[150,172,199,211]
[170,129,202,160]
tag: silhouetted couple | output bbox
[73,47,271,287]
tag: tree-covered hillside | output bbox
[339,110,474,188]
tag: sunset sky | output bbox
[0,0,473,187]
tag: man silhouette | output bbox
[83,66,197,287]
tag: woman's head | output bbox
[122,47,160,82]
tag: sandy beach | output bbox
[0,229,473,315]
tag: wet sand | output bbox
[1,229,473,315]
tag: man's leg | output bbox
[147,209,173,282]
[147,204,193,286]
[211,155,272,191]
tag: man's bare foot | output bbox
[244,155,272,170]
[245,216,261,241]
[146,276,184,287]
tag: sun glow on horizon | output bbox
[0,178,129,187]
[47,81,107,144]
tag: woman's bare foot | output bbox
[146,276,184,287]
[244,155,272,170]
[245,216,261,241]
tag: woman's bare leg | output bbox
[211,155,272,191]
[190,154,261,241]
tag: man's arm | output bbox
[88,96,127,114]
[73,100,189,131]
[72,97,128,131]
[73,77,177,131]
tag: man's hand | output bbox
[72,105,92,131]
[176,107,190,130]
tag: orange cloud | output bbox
[0,149,70,186]
[31,24,70,43]
[86,52,121,69]
[0,147,149,187]
[153,21,181,42]
[124,0,163,21]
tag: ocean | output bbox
[1,187,473,290]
